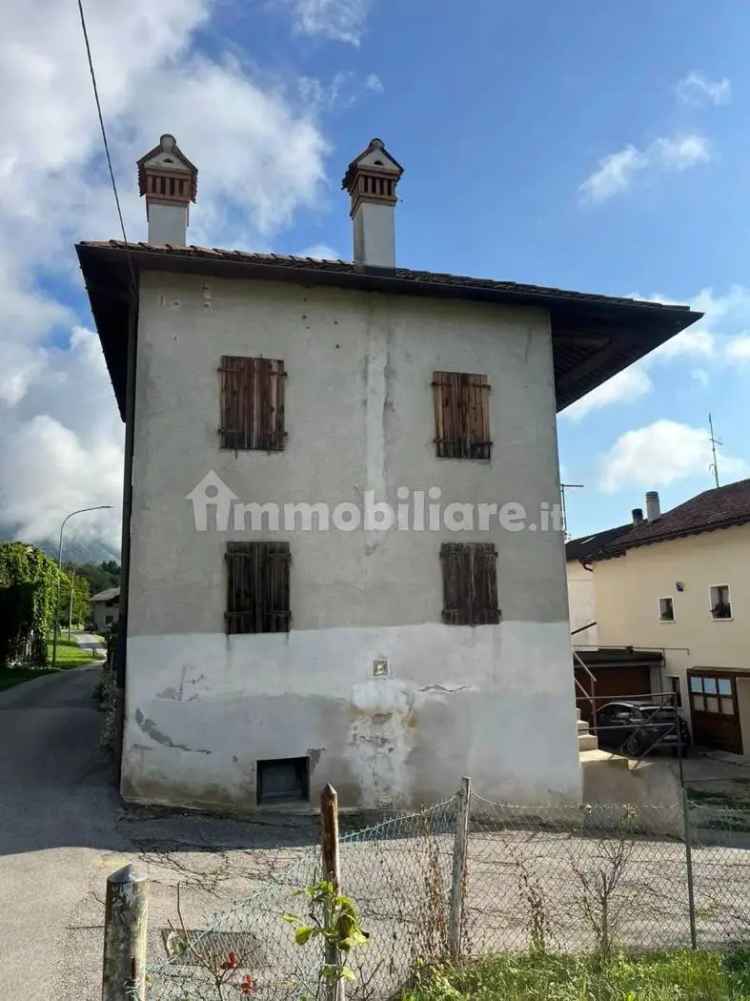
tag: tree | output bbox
[0,542,67,666]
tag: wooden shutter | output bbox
[219,357,286,451]
[432,372,491,459]
[440,542,500,626]
[472,543,500,625]
[225,541,291,634]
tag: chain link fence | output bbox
[143,785,750,1001]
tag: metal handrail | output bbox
[572,647,598,734]
[570,621,597,636]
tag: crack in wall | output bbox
[135,708,211,754]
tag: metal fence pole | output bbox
[681,787,698,950]
[449,776,471,962]
[102,863,149,1001]
[321,784,344,1001]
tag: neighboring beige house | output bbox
[568,481,750,754]
[77,133,699,813]
[90,587,120,632]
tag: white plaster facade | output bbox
[121,270,581,811]
[566,558,598,646]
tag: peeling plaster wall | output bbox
[123,272,580,811]
[124,622,580,810]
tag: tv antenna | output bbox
[708,412,721,488]
[560,483,584,538]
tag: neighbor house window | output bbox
[710,585,732,620]
[225,541,291,634]
[432,371,492,459]
[219,356,286,450]
[658,597,675,622]
[689,674,735,716]
[440,542,500,625]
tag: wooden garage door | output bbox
[575,665,652,724]
[688,670,743,754]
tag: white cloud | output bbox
[599,419,749,493]
[654,134,711,171]
[726,335,750,362]
[298,243,340,259]
[285,0,371,45]
[650,327,716,361]
[561,366,652,422]
[298,70,382,112]
[676,72,731,107]
[579,145,647,204]
[0,0,332,551]
[580,134,710,204]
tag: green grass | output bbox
[402,952,750,1001]
[0,640,100,692]
[47,638,99,667]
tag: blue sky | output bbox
[2,0,750,547]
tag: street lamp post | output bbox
[51,505,113,669]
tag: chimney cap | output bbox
[137,133,198,201]
[342,137,404,192]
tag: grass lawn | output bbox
[402,952,750,1001]
[48,638,100,667]
[0,640,100,692]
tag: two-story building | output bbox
[78,134,700,812]
[568,481,750,754]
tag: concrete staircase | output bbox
[576,707,599,752]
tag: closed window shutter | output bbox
[433,372,491,459]
[440,542,500,626]
[472,543,500,625]
[219,356,286,451]
[440,542,472,625]
[225,541,291,634]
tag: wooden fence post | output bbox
[449,776,471,962]
[321,784,344,1001]
[102,863,149,1001]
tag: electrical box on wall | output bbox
[373,658,389,677]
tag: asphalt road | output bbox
[0,666,128,1000]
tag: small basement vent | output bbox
[257,757,309,805]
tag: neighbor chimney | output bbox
[342,138,403,269]
[137,134,197,245]
[632,508,644,526]
[645,491,661,521]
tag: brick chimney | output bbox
[137,134,197,245]
[342,138,403,269]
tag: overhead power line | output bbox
[76,0,137,291]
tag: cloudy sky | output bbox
[1,1,750,549]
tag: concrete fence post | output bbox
[102,863,149,1001]
[449,776,471,962]
[320,784,344,1001]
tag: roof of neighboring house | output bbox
[601,479,750,557]
[569,479,750,563]
[91,587,120,603]
[566,523,635,563]
[75,240,702,420]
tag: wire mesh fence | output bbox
[142,784,750,1001]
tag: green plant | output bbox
[284,879,369,988]
[0,542,68,666]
